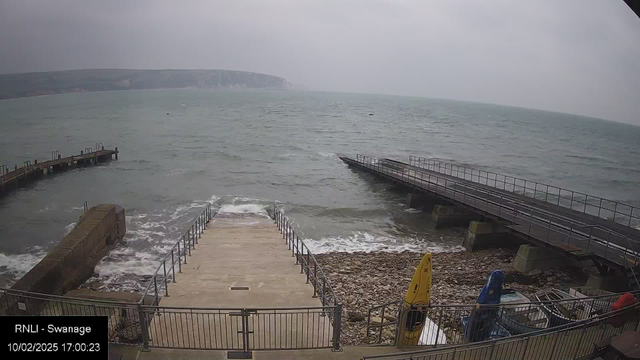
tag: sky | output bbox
[0,1,639,125]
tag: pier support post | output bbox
[115,147,118,160]
[512,244,577,274]
[463,221,510,251]
[584,274,629,293]
[405,193,432,208]
[431,205,481,228]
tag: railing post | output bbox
[177,244,182,273]
[182,235,187,264]
[300,245,304,273]
[153,277,159,306]
[306,251,310,283]
[312,262,318,297]
[295,237,299,264]
[188,229,192,255]
[137,304,150,350]
[163,261,169,296]
[332,304,342,351]
[171,249,180,283]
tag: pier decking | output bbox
[340,155,640,272]
[0,146,118,197]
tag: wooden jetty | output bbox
[0,145,118,197]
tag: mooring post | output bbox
[115,147,118,160]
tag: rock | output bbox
[547,276,556,282]
[527,269,542,276]
[382,328,395,339]
[370,316,383,325]
[384,314,397,322]
[348,312,366,322]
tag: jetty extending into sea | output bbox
[0,144,118,197]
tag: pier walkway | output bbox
[339,155,640,272]
[0,145,118,197]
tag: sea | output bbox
[1,89,639,291]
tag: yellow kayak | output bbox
[399,252,432,346]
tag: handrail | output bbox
[366,290,640,345]
[409,155,640,229]
[352,155,639,269]
[138,203,215,304]
[272,204,342,351]
[363,301,640,359]
[272,204,341,308]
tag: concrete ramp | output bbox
[149,215,332,350]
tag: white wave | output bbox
[37,204,58,213]
[219,203,269,216]
[317,152,335,158]
[94,252,159,278]
[64,222,76,235]
[67,206,85,212]
[303,232,465,254]
[0,251,46,278]
[403,208,423,213]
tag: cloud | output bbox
[0,0,639,124]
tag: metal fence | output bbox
[366,291,639,348]
[143,305,339,351]
[272,205,343,350]
[363,302,640,360]
[351,155,640,270]
[0,202,344,353]
[0,287,146,345]
[272,205,341,310]
[139,203,215,305]
[408,156,640,230]
[0,287,340,352]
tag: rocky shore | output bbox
[315,248,593,346]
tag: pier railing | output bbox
[352,155,640,270]
[408,156,640,229]
[138,203,215,305]
[366,290,639,347]
[363,301,640,360]
[272,205,342,350]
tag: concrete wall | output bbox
[512,244,577,274]
[431,205,482,229]
[2,204,125,314]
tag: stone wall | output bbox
[2,204,125,314]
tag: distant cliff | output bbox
[0,69,299,100]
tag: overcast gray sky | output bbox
[1,0,639,124]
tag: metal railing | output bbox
[138,203,215,305]
[408,156,640,229]
[0,287,146,345]
[0,287,340,352]
[0,202,344,352]
[272,204,342,350]
[363,302,640,360]
[143,305,339,351]
[366,291,639,347]
[351,155,640,270]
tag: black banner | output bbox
[1,316,108,359]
